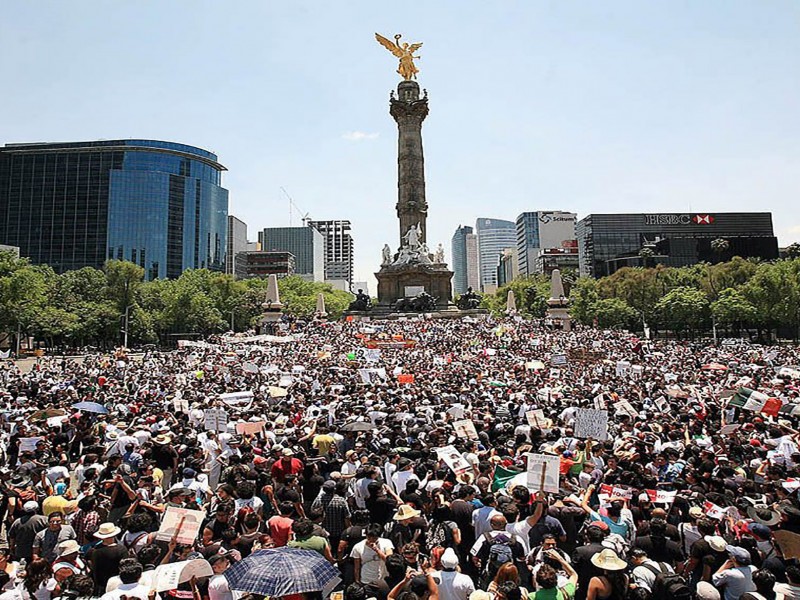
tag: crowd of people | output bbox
[1,316,800,600]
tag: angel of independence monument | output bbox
[373,33,454,311]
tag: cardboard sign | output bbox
[156,507,205,545]
[774,530,800,560]
[574,408,609,441]
[236,421,265,436]
[204,408,228,432]
[526,453,560,493]
[151,559,213,593]
[453,420,479,441]
[613,400,638,420]
[526,410,546,428]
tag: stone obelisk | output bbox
[392,81,429,245]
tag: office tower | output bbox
[577,212,778,277]
[475,218,516,291]
[226,215,248,279]
[451,225,480,295]
[307,220,354,288]
[516,211,577,276]
[258,226,324,281]
[0,140,228,279]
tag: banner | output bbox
[526,453,560,493]
[574,408,609,441]
[204,408,228,432]
[453,420,479,441]
[156,507,205,545]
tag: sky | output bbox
[2,1,799,288]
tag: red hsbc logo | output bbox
[693,214,714,224]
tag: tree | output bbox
[743,260,800,339]
[482,276,550,318]
[655,286,710,336]
[638,247,655,268]
[104,260,144,312]
[786,243,800,259]
[711,238,730,256]
[711,288,756,336]
[569,277,599,325]
[591,298,639,329]
[597,267,663,326]
[274,276,352,319]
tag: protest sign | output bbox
[783,478,800,492]
[242,362,259,374]
[526,410,546,429]
[550,368,561,379]
[598,484,633,501]
[453,420,479,441]
[151,560,213,593]
[774,530,800,560]
[436,445,471,476]
[204,408,228,432]
[446,405,465,420]
[236,421,265,436]
[551,353,567,366]
[172,396,189,413]
[574,408,608,441]
[156,507,205,545]
[526,453,560,493]
[612,399,638,420]
[46,415,69,428]
[645,489,677,504]
[593,394,606,410]
[615,361,631,377]
[525,361,545,371]
[719,424,741,435]
[219,391,253,407]
[19,437,42,453]
[703,500,727,520]
[398,374,415,384]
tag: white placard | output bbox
[526,453,560,493]
[574,408,608,441]
[551,353,567,366]
[526,410,546,428]
[613,400,638,420]
[151,559,213,593]
[156,507,205,545]
[719,424,741,435]
[19,437,42,453]
[436,445,471,476]
[219,391,253,407]
[453,420,479,441]
[204,408,229,432]
[242,362,259,374]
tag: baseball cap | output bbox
[726,544,751,564]
[441,548,459,569]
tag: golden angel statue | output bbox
[375,33,423,80]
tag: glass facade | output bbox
[258,226,324,281]
[475,218,516,291]
[0,140,228,279]
[577,213,779,277]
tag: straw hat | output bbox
[747,505,781,527]
[590,548,627,571]
[153,434,171,445]
[705,535,727,552]
[57,539,80,558]
[394,504,422,521]
[94,522,121,539]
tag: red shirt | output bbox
[268,515,294,547]
[270,457,304,484]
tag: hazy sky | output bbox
[3,1,799,287]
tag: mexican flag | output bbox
[729,387,782,417]
[491,465,521,492]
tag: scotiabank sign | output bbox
[644,214,714,225]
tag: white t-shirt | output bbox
[208,574,233,600]
[434,570,475,600]
[100,582,151,600]
[350,538,394,584]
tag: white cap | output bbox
[441,548,459,569]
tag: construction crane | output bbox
[280,187,312,226]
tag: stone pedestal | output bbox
[375,263,453,307]
[261,274,284,333]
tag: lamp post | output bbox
[122,305,133,349]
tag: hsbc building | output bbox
[576,212,778,277]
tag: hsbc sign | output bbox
[644,214,715,226]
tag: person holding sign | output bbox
[580,485,635,546]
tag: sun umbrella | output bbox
[71,401,109,414]
[29,408,67,422]
[224,548,340,597]
[340,421,375,432]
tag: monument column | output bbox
[391,80,429,245]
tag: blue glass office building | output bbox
[0,140,228,279]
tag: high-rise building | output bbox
[451,225,481,295]
[0,140,228,279]
[307,220,354,288]
[516,211,577,276]
[258,226,324,281]
[226,215,248,279]
[475,218,516,291]
[244,250,295,279]
[496,247,519,287]
[577,212,779,277]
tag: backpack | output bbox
[426,520,456,550]
[643,562,692,600]
[481,531,517,577]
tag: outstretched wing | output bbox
[407,42,423,54]
[375,33,403,58]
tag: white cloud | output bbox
[341,131,379,141]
